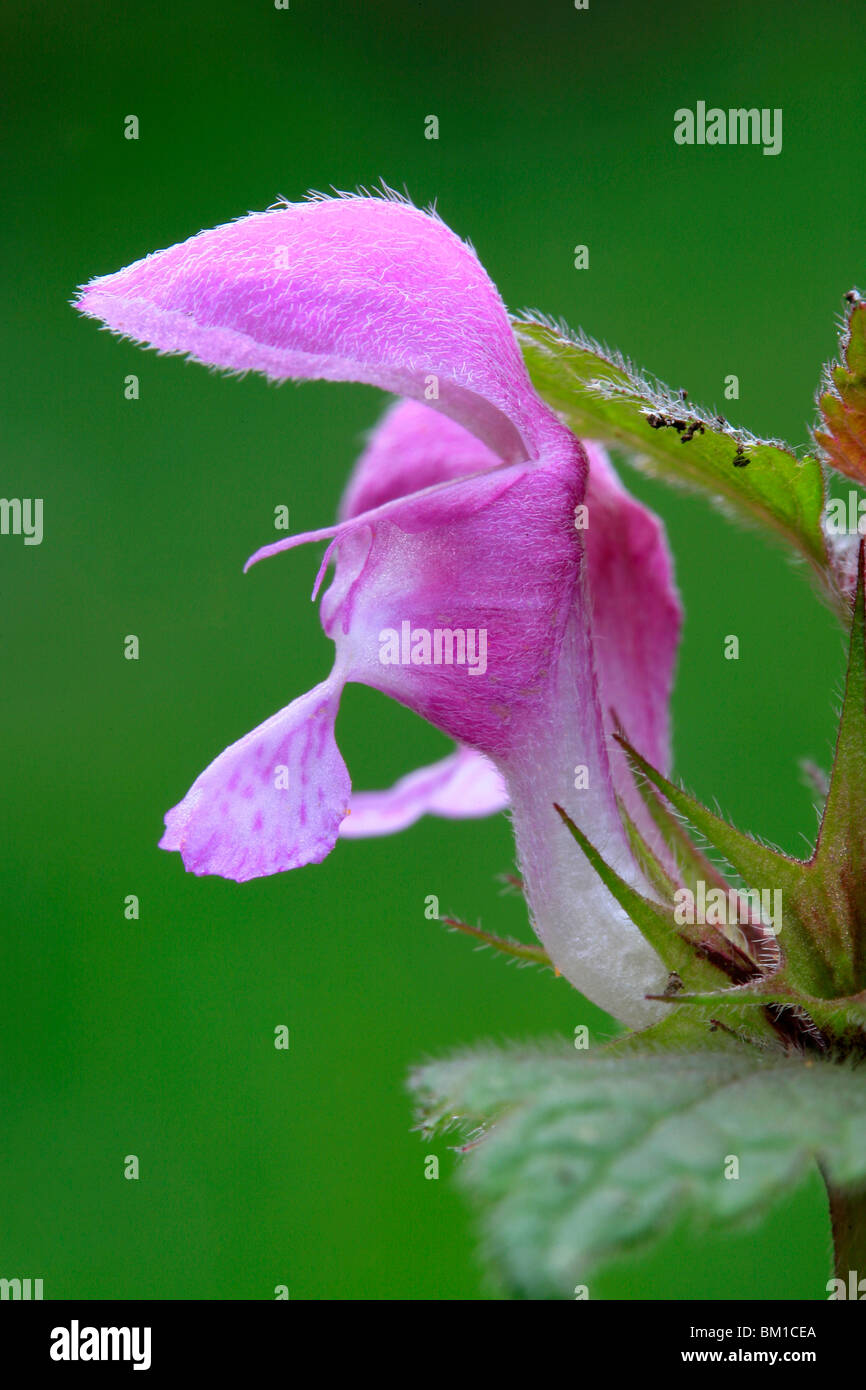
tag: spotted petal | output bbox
[160,676,350,880]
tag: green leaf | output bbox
[410,1044,866,1298]
[815,293,866,486]
[515,315,829,588]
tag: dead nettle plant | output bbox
[77,187,866,1298]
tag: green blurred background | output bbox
[2,0,862,1299]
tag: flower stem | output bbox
[821,1167,866,1281]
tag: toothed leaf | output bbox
[410,1045,866,1298]
[515,316,828,583]
[816,296,866,486]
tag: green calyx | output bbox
[559,542,866,1054]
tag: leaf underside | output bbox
[410,1043,866,1298]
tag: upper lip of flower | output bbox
[75,187,546,464]
[73,187,682,1027]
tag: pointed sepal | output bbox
[554,805,779,1045]
[609,549,866,1032]
[614,736,835,995]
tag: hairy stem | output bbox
[821,1168,866,1281]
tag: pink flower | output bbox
[75,192,681,1025]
